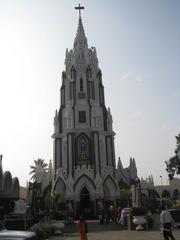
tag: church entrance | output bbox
[79,187,92,218]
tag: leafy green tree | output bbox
[165,134,180,179]
[120,188,131,207]
[51,191,61,202]
[50,191,61,219]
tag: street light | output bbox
[160,175,163,185]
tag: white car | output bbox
[0,221,38,240]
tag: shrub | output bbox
[35,223,54,240]
[130,207,146,216]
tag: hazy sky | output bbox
[0,0,179,187]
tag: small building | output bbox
[0,155,20,217]
[138,176,180,210]
[155,178,180,207]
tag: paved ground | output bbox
[61,230,180,240]
[50,221,180,240]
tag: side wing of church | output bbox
[52,7,120,218]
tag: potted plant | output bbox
[131,207,147,231]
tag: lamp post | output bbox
[136,177,142,207]
[160,175,163,185]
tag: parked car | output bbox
[0,221,38,239]
[168,209,180,228]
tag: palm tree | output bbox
[29,158,48,183]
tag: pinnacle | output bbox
[73,17,88,54]
[75,17,86,40]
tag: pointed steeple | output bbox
[117,157,123,169]
[76,17,86,39]
[74,18,88,51]
[74,4,88,53]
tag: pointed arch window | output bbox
[161,190,170,198]
[97,69,102,82]
[61,87,65,106]
[86,66,92,80]
[70,66,76,80]
[80,187,89,197]
[89,82,95,99]
[70,82,74,99]
[79,111,86,123]
[172,189,179,200]
[80,187,90,208]
[80,78,83,92]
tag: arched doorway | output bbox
[172,189,179,200]
[162,190,170,199]
[80,187,91,218]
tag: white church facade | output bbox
[51,6,120,218]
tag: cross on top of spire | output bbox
[75,3,84,19]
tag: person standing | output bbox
[77,216,88,240]
[160,206,176,240]
[108,204,114,222]
[97,199,104,224]
[115,207,121,223]
[119,208,126,226]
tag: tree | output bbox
[120,188,131,207]
[165,134,180,179]
[51,191,61,202]
[29,158,48,183]
[50,191,61,219]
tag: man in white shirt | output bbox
[160,206,176,240]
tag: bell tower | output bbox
[52,5,119,218]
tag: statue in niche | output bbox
[81,142,86,153]
[79,137,89,164]
[70,66,76,80]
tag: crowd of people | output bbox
[77,204,177,240]
[97,202,127,226]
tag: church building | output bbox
[52,5,120,218]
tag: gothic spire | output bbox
[73,4,88,52]
[76,17,86,40]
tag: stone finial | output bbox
[54,110,59,133]
[117,157,123,169]
[107,107,113,131]
[49,160,52,169]
[0,154,2,170]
